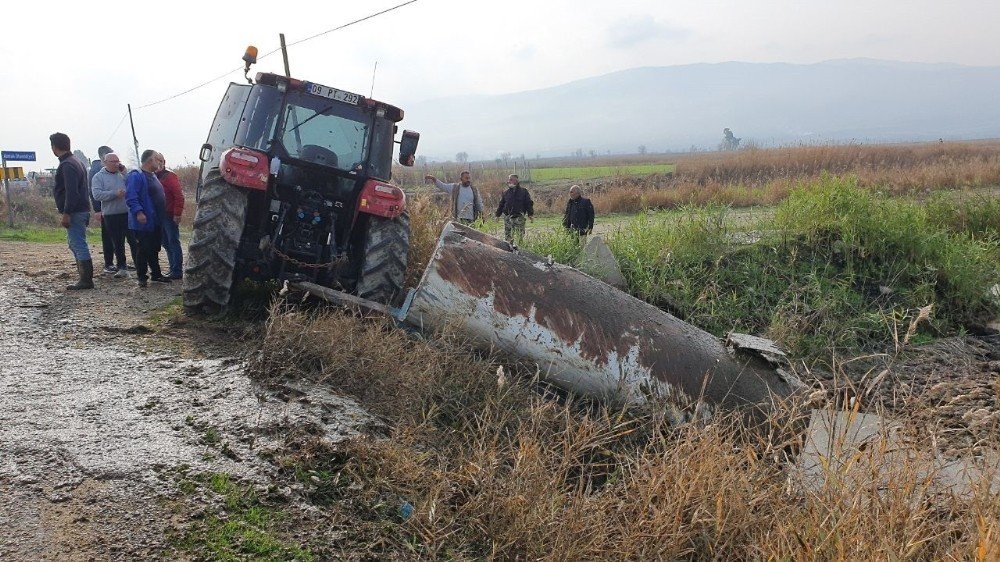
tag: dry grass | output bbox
[560,141,1000,215]
[404,195,449,289]
[174,164,199,227]
[0,190,61,227]
[252,306,1000,560]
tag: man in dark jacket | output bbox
[89,145,120,274]
[562,184,595,236]
[125,149,171,287]
[495,174,533,244]
[50,132,94,290]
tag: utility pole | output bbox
[280,33,291,78]
[128,104,140,165]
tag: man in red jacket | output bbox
[154,152,185,279]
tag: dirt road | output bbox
[0,241,369,560]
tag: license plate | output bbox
[305,82,360,105]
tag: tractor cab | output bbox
[185,59,419,313]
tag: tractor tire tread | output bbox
[182,171,247,313]
[355,213,409,306]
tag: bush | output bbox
[608,176,1000,359]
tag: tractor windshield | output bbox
[280,92,369,172]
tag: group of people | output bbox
[50,132,185,290]
[426,172,595,244]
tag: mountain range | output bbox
[403,59,1000,160]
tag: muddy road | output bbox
[0,241,370,560]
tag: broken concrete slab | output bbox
[793,409,1000,499]
[578,235,627,289]
[797,409,902,480]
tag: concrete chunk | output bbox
[578,235,627,289]
[794,409,1000,498]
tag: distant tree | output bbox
[573,148,584,158]
[721,128,741,151]
[455,151,469,163]
[589,150,596,158]
[638,145,647,155]
[499,151,511,165]
[416,155,428,167]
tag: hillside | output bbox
[404,59,1000,159]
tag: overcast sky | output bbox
[3,0,1000,170]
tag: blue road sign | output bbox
[1,151,36,161]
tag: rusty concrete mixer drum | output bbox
[403,222,805,417]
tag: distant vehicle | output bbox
[8,179,30,191]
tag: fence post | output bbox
[3,156,12,228]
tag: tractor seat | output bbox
[298,144,338,168]
[287,145,343,195]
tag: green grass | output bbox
[172,472,315,561]
[530,163,675,183]
[0,225,67,244]
[600,176,1000,359]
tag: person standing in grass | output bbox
[154,153,185,280]
[562,184,595,236]
[91,152,132,278]
[125,149,171,287]
[495,174,533,244]
[49,132,94,291]
[425,170,482,224]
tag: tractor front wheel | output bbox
[182,170,248,314]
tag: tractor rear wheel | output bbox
[183,170,248,314]
[355,213,409,306]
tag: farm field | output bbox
[529,163,675,182]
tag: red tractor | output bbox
[183,68,419,313]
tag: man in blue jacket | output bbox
[125,149,171,287]
[50,132,94,291]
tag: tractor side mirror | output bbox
[398,130,419,167]
[199,143,213,163]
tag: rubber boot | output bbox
[67,260,95,291]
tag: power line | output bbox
[284,0,417,49]
[133,0,418,111]
[135,65,244,109]
[103,110,129,145]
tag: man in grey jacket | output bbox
[424,170,482,224]
[91,153,131,278]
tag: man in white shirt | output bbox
[425,170,483,224]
